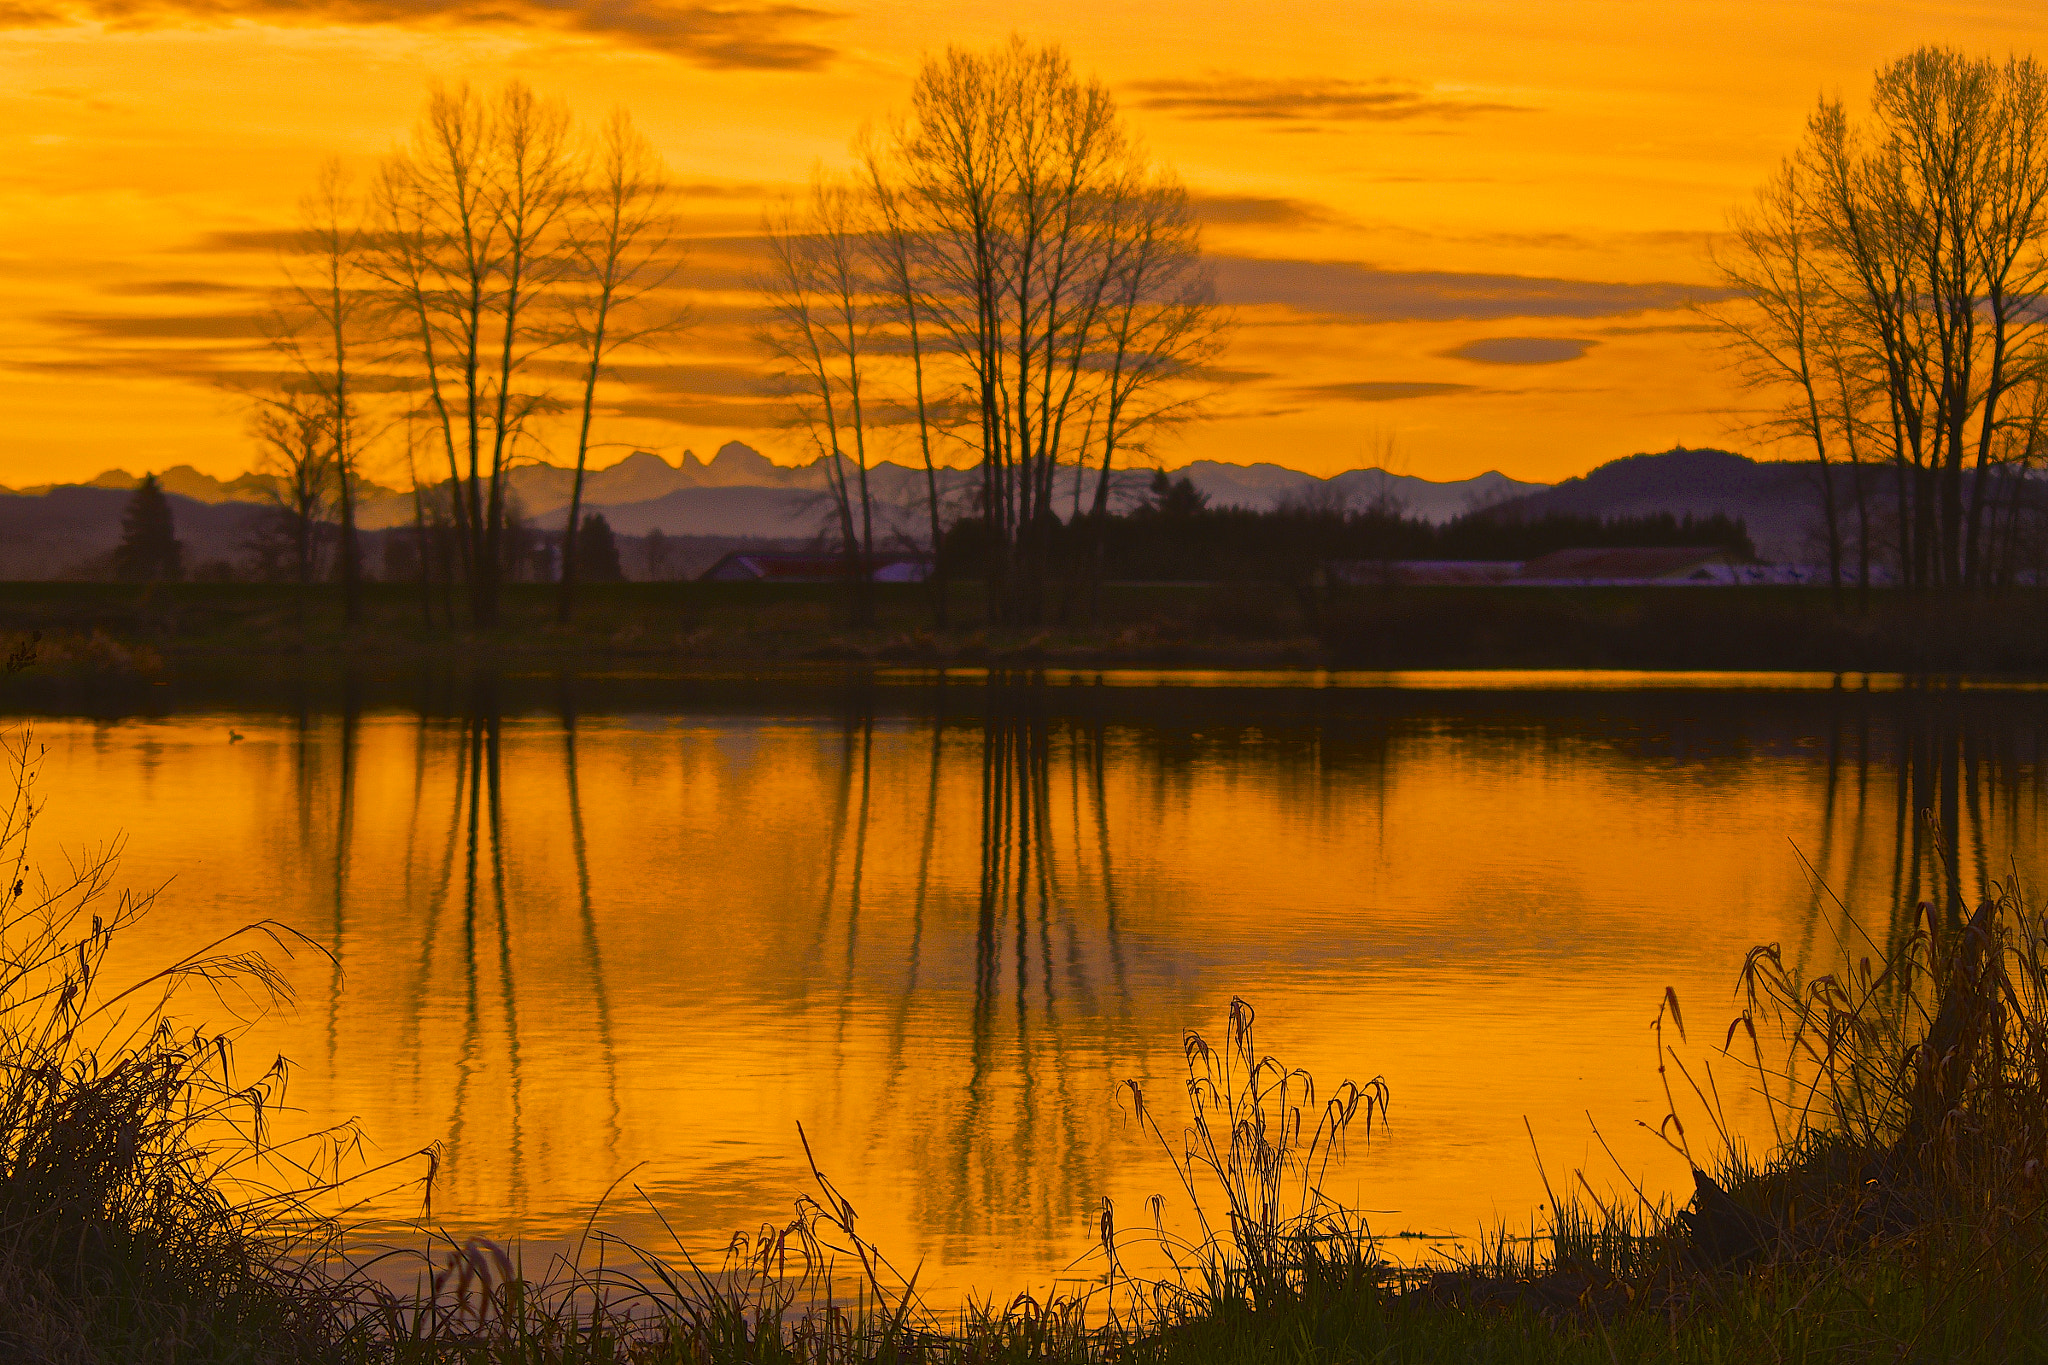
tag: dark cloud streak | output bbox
[1444,336,1594,365]
[1292,381,1478,403]
[102,279,246,297]
[44,309,270,339]
[1188,193,1343,228]
[1212,256,1727,323]
[1,0,842,69]
[1128,74,1529,123]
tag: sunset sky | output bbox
[2,0,2043,489]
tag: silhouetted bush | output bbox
[941,505,1754,583]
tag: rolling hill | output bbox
[1484,446,1824,561]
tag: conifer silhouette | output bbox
[575,511,624,583]
[113,474,183,582]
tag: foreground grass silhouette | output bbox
[3,721,2045,1362]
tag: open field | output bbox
[6,581,2048,683]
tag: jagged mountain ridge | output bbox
[18,442,1547,539]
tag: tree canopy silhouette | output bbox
[574,512,624,583]
[113,474,183,583]
[1710,46,2048,591]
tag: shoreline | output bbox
[6,581,2048,686]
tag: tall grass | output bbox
[1104,997,1388,1324]
[0,728,383,1362]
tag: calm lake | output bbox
[16,669,2045,1298]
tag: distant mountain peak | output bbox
[32,465,285,505]
[608,449,678,473]
[691,442,783,488]
[711,441,773,469]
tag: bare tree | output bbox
[760,177,883,623]
[1816,319,1882,601]
[1715,49,2048,590]
[558,111,684,623]
[483,85,579,611]
[246,383,333,591]
[1800,50,2048,588]
[1710,159,1850,599]
[861,141,954,626]
[877,39,1228,624]
[1076,176,1225,616]
[273,162,373,622]
[370,82,578,628]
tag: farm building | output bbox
[1328,547,1847,587]
[699,551,934,584]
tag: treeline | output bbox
[101,474,678,586]
[941,476,1753,581]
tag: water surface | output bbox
[18,670,2044,1296]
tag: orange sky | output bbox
[2,1,2043,488]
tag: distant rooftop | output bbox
[700,551,933,584]
[1517,546,1735,582]
[1329,547,1766,588]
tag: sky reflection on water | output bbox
[17,676,2045,1298]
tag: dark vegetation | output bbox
[941,475,1755,583]
[112,475,183,584]
[66,462,1759,592]
[5,578,2048,685]
[1313,585,2048,672]
[0,722,361,1362]
[572,513,625,585]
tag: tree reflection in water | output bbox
[47,674,2047,1298]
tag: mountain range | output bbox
[0,444,1830,579]
[10,442,1546,535]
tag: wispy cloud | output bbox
[1291,381,1478,403]
[1188,193,1344,229]
[1212,256,1727,323]
[1,0,843,69]
[172,229,302,254]
[608,397,790,427]
[101,279,247,297]
[1597,322,1718,336]
[4,351,274,385]
[42,309,270,340]
[1127,74,1529,124]
[555,360,797,397]
[1443,336,1594,365]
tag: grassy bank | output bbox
[4,720,2047,1362]
[6,580,2048,681]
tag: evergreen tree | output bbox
[575,512,624,583]
[113,474,183,582]
[1145,469,1208,518]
